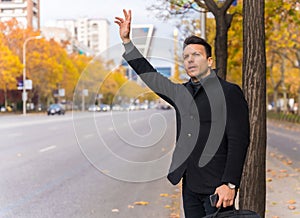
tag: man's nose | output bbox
[188,56,194,62]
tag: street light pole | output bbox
[22,35,42,115]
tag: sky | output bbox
[40,0,176,47]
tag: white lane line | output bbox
[8,133,23,137]
[84,134,94,139]
[39,145,57,153]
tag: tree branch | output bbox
[204,0,218,13]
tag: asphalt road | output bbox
[0,109,178,218]
[267,120,300,168]
[1,111,299,218]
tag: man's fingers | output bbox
[222,199,234,208]
[123,9,132,21]
[115,17,124,23]
[123,9,128,19]
[128,9,132,20]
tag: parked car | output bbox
[99,104,110,112]
[47,104,65,115]
[88,104,100,112]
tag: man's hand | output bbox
[114,9,132,44]
[214,184,236,208]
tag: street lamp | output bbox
[22,35,42,115]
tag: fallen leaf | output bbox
[169,213,180,218]
[279,169,287,173]
[288,205,296,210]
[287,199,296,204]
[128,205,134,209]
[278,155,284,159]
[272,216,279,218]
[164,205,171,208]
[266,178,273,182]
[134,201,149,206]
[278,173,288,178]
[111,209,119,213]
[271,202,277,205]
[282,160,293,165]
[160,193,169,197]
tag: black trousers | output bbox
[182,177,234,218]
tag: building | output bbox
[40,26,74,54]
[123,24,155,81]
[0,0,40,30]
[131,24,154,57]
[55,18,109,55]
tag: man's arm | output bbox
[215,84,250,208]
[115,9,179,105]
[222,84,250,186]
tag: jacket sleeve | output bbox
[222,84,250,187]
[122,41,178,105]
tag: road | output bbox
[267,120,300,168]
[0,109,178,218]
[1,111,300,218]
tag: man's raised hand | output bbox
[114,9,132,44]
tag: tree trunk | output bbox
[298,89,300,116]
[240,1,266,217]
[214,14,230,80]
[204,0,234,80]
[273,89,278,112]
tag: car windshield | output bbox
[50,104,59,108]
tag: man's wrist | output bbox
[227,183,236,189]
[122,38,131,44]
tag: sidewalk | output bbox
[266,147,300,217]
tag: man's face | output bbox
[183,44,213,82]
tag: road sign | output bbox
[17,80,32,90]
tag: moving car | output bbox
[47,104,65,115]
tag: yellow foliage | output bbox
[0,33,22,91]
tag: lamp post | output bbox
[22,35,42,115]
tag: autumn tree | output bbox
[26,38,71,106]
[149,0,238,79]
[265,0,300,113]
[239,1,266,217]
[0,32,22,108]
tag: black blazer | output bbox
[123,42,250,194]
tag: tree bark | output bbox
[240,0,266,217]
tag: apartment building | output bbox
[0,0,40,30]
[56,17,109,55]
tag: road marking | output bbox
[8,133,23,137]
[84,134,94,139]
[39,145,57,153]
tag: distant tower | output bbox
[0,0,40,30]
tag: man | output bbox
[115,9,250,217]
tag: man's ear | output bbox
[208,57,213,67]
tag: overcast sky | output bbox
[40,0,175,46]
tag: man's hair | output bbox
[183,35,212,58]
